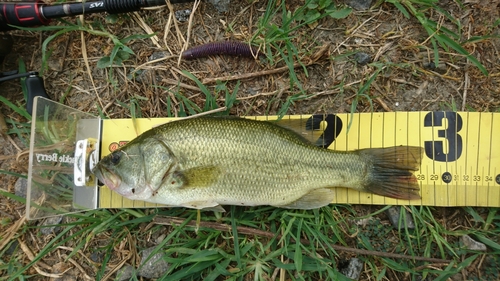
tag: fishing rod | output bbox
[0,0,196,115]
[0,0,195,32]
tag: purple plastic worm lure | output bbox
[181,41,260,60]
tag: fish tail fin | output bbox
[359,146,423,200]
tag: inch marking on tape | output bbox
[98,112,500,208]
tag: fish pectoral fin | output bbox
[274,188,335,210]
[181,201,224,212]
[178,166,221,188]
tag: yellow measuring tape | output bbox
[98,112,500,208]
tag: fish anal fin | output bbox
[201,205,226,212]
[275,188,334,209]
[181,201,224,212]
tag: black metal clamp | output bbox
[0,70,49,115]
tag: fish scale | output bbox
[152,119,364,204]
[93,117,422,209]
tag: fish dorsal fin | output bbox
[272,115,341,148]
[272,118,322,144]
[178,166,221,188]
[274,188,335,209]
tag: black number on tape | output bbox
[442,172,452,183]
[424,112,463,162]
[306,114,342,148]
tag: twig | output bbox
[79,17,105,115]
[165,0,185,48]
[375,97,392,112]
[391,79,419,88]
[57,246,96,266]
[18,238,52,270]
[333,13,379,54]
[153,216,452,264]
[163,9,174,55]
[202,61,320,84]
[202,64,299,84]
[32,266,65,278]
[226,90,286,101]
[100,232,135,281]
[181,107,227,119]
[462,21,472,111]
[151,107,227,128]
[178,0,201,66]
[18,238,69,278]
[132,12,162,49]
[413,263,452,271]
[421,15,445,46]
[279,227,286,281]
[0,216,26,251]
[129,55,178,75]
[304,80,362,101]
[373,42,393,62]
[3,133,22,154]
[461,72,469,111]
[66,256,94,281]
[161,78,202,92]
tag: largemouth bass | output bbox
[92,117,423,209]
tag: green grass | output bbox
[3,193,497,280]
[15,18,154,89]
[250,0,351,117]
[153,71,239,117]
[1,0,499,280]
[0,59,31,149]
[386,0,489,76]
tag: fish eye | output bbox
[110,151,122,165]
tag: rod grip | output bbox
[0,1,49,31]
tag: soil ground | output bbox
[0,0,499,279]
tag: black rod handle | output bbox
[0,0,196,31]
[0,1,49,31]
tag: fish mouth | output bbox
[93,166,121,190]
